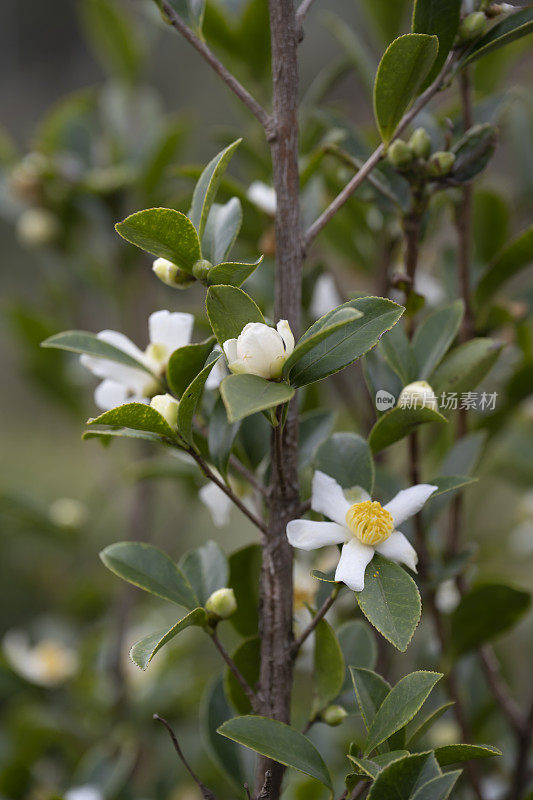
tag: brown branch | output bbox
[160,0,273,133]
[323,145,401,207]
[209,629,260,709]
[153,714,217,800]
[291,585,340,656]
[229,454,269,497]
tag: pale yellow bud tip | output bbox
[205,588,237,620]
[322,705,348,726]
[398,380,438,411]
[150,393,179,429]
[152,258,196,289]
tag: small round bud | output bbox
[427,151,456,179]
[205,588,237,620]
[387,140,415,170]
[16,208,59,247]
[192,259,213,283]
[150,393,179,430]
[398,380,438,411]
[152,258,196,289]
[408,128,432,160]
[321,705,348,727]
[457,12,486,43]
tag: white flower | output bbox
[3,630,78,687]
[398,380,438,411]
[199,482,232,528]
[64,787,103,800]
[205,345,228,390]
[80,310,194,410]
[150,393,179,429]
[310,274,342,320]
[287,471,438,592]
[223,320,294,380]
[435,579,461,613]
[247,181,277,215]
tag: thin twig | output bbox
[478,646,525,735]
[210,629,260,709]
[296,0,318,35]
[291,585,339,656]
[304,53,455,247]
[229,454,269,497]
[160,0,273,134]
[323,144,401,207]
[153,714,217,800]
[509,696,533,800]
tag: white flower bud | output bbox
[16,208,59,247]
[398,381,438,411]
[321,705,348,726]
[152,258,196,289]
[205,588,237,620]
[150,393,179,429]
[223,320,294,380]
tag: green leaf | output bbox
[82,428,162,445]
[338,621,377,689]
[367,752,439,800]
[206,285,264,347]
[434,744,502,766]
[350,668,390,731]
[130,607,207,669]
[460,8,533,67]
[449,583,531,656]
[166,338,215,398]
[177,356,221,444]
[220,374,294,424]
[451,124,498,183]
[217,716,332,790]
[228,544,261,636]
[411,770,461,800]
[380,323,418,385]
[286,297,404,387]
[407,702,455,746]
[412,0,461,89]
[313,619,345,712]
[115,208,201,273]
[80,0,143,84]
[224,636,260,714]
[365,671,442,755]
[100,541,198,609]
[201,677,246,790]
[202,198,242,265]
[87,402,175,438]
[208,396,240,480]
[42,330,154,375]
[473,190,509,266]
[413,301,464,379]
[179,540,228,606]
[373,34,439,144]
[190,139,242,240]
[369,406,447,453]
[355,555,421,651]
[475,224,533,307]
[299,410,336,470]
[347,752,410,779]
[315,433,374,495]
[431,338,502,396]
[166,0,206,34]
[207,257,263,288]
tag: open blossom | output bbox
[81,310,194,410]
[287,471,438,591]
[223,320,294,379]
[3,630,78,687]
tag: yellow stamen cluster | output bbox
[345,500,394,546]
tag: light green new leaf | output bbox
[130,607,207,669]
[42,330,154,375]
[350,667,391,731]
[202,198,242,265]
[364,671,442,755]
[166,338,215,398]
[367,752,438,800]
[224,636,260,715]
[411,770,462,800]
[100,541,198,609]
[87,402,176,438]
[207,257,262,288]
[179,540,228,606]
[450,583,531,656]
[220,374,294,424]
[177,355,221,443]
[355,555,421,651]
[434,744,501,766]
[206,285,264,347]
[414,300,464,379]
[412,0,461,89]
[315,432,374,495]
[217,716,332,790]
[460,7,533,67]
[313,618,345,712]
[190,139,242,240]
[431,338,502,396]
[115,208,201,273]
[369,406,447,453]
[475,224,533,307]
[373,34,439,144]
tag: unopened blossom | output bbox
[398,380,438,411]
[150,393,179,430]
[3,630,78,687]
[199,482,232,528]
[223,320,294,380]
[247,181,277,215]
[310,273,342,320]
[287,471,438,591]
[152,257,196,289]
[81,310,194,410]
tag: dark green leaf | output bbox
[367,752,439,800]
[82,428,162,444]
[179,540,228,606]
[411,770,461,800]
[224,637,260,714]
[347,752,409,780]
[407,702,455,746]
[475,224,533,307]
[207,257,263,288]
[228,544,261,636]
[369,406,447,453]
[350,667,391,731]
[166,338,215,398]
[42,330,154,375]
[414,301,464,379]
[431,338,502,396]
[434,744,502,766]
[412,0,461,89]
[190,139,242,239]
[209,396,240,480]
[130,607,207,669]
[313,619,345,712]
[206,285,264,347]
[201,677,246,790]
[299,410,336,470]
[87,402,175,438]
[339,621,377,689]
[451,124,498,183]
[177,356,221,443]
[460,8,533,67]
[220,374,294,424]
[115,208,201,273]
[380,323,418,385]
[315,433,374,495]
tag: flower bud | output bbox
[192,259,213,283]
[152,258,196,289]
[223,320,295,380]
[398,380,438,411]
[150,393,179,429]
[387,140,415,170]
[427,151,456,179]
[321,705,348,727]
[16,208,59,247]
[408,128,432,160]
[457,12,486,43]
[205,588,237,620]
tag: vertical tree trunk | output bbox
[255,1,302,797]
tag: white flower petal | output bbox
[247,181,277,215]
[97,330,145,361]
[80,354,148,392]
[205,356,228,389]
[286,519,347,551]
[335,539,374,592]
[384,484,438,527]
[199,483,232,528]
[94,379,129,411]
[148,310,194,352]
[276,319,294,355]
[375,531,418,572]
[310,274,342,320]
[223,338,238,363]
[311,470,351,526]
